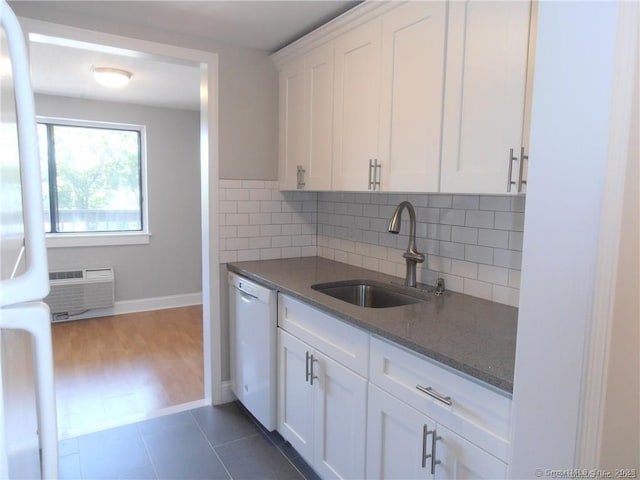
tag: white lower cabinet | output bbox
[276,294,510,479]
[434,424,507,480]
[367,384,507,480]
[367,383,434,479]
[277,326,367,479]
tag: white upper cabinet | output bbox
[278,57,305,190]
[440,0,531,194]
[304,43,334,190]
[332,19,382,191]
[378,1,447,192]
[274,0,533,193]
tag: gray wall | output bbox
[12,2,279,181]
[36,94,202,302]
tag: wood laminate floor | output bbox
[52,306,204,439]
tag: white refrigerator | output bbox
[0,1,58,478]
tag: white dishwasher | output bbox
[228,271,277,430]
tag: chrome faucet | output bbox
[388,201,425,288]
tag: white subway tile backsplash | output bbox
[236,250,260,262]
[493,249,523,269]
[219,201,237,213]
[249,213,271,225]
[465,245,494,265]
[220,226,237,238]
[220,179,242,189]
[226,213,249,226]
[237,226,260,238]
[509,231,524,251]
[453,195,479,210]
[219,181,525,306]
[511,196,526,212]
[439,209,466,226]
[249,188,273,201]
[260,201,283,213]
[465,210,495,228]
[429,195,453,208]
[463,278,493,301]
[417,207,440,223]
[451,259,478,279]
[478,229,509,248]
[492,285,520,307]
[508,269,521,289]
[439,241,465,260]
[249,237,271,249]
[478,264,509,286]
[238,201,260,213]
[480,196,511,211]
[241,180,265,189]
[495,212,525,231]
[226,189,249,201]
[451,226,479,245]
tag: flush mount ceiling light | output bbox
[92,67,132,88]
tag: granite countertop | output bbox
[227,257,518,394]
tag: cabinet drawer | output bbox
[278,294,369,376]
[369,336,511,462]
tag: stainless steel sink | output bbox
[311,280,426,308]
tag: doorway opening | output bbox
[22,20,220,439]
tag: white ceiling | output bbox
[11,0,360,110]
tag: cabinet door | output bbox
[313,352,367,479]
[277,328,314,462]
[278,57,306,190]
[332,19,382,191]
[304,44,334,190]
[366,384,435,480]
[378,1,447,192]
[433,424,507,479]
[440,0,531,193]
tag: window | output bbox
[37,119,146,239]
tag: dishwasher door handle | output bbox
[239,290,258,303]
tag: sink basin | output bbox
[311,280,426,308]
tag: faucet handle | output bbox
[435,278,445,296]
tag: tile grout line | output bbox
[188,410,237,480]
[135,423,161,480]
[239,405,309,480]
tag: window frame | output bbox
[37,116,150,248]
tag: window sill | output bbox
[45,232,151,248]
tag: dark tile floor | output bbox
[58,402,320,480]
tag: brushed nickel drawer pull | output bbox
[416,385,452,406]
[421,425,433,468]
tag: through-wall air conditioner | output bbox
[44,267,114,321]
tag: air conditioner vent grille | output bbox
[49,270,83,280]
[45,267,114,318]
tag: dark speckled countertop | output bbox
[227,257,518,394]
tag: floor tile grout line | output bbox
[136,422,161,480]
[188,410,234,480]
[239,405,309,480]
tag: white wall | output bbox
[10,2,278,181]
[599,50,639,470]
[509,1,634,476]
[36,94,202,302]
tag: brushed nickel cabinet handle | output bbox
[296,165,306,189]
[305,351,311,383]
[518,147,528,192]
[431,428,442,475]
[416,385,452,406]
[309,353,318,385]
[368,159,374,190]
[421,425,433,468]
[507,148,518,192]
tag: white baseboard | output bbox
[51,292,203,322]
[219,380,237,404]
